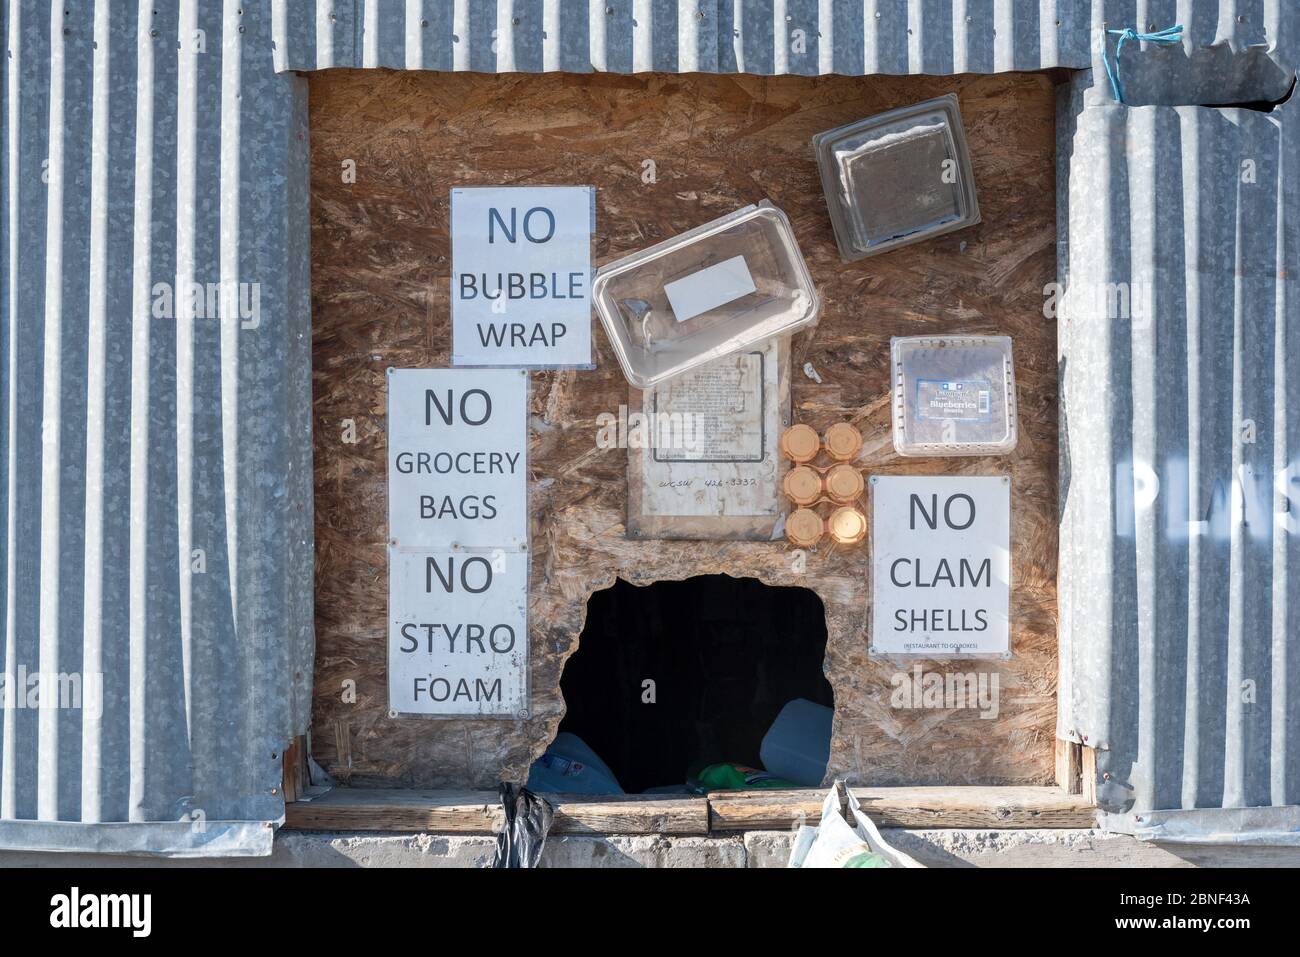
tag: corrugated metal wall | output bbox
[268,0,1292,104]
[0,2,314,855]
[271,0,1089,74]
[1,0,1297,857]
[1057,79,1300,822]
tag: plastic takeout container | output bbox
[592,202,819,389]
[891,335,1018,456]
[813,94,980,262]
[760,698,832,787]
[525,732,624,795]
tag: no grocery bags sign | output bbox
[387,368,528,549]
[870,475,1010,658]
[451,186,593,368]
[387,369,529,717]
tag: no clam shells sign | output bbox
[870,475,1010,658]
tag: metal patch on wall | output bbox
[626,338,790,540]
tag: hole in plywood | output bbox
[543,576,833,795]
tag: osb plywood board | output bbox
[310,70,1058,789]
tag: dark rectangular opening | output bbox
[541,575,833,795]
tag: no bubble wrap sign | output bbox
[451,186,593,368]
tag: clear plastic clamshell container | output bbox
[592,202,819,389]
[891,335,1017,457]
[813,94,979,262]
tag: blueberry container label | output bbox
[915,378,992,421]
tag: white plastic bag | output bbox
[788,785,925,868]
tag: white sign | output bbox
[388,547,528,716]
[451,186,593,368]
[641,345,777,517]
[627,339,787,540]
[387,368,528,551]
[871,475,1010,658]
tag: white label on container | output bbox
[451,186,593,368]
[388,547,527,716]
[871,475,1010,658]
[664,255,756,323]
[915,378,993,421]
[387,368,527,551]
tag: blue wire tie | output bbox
[1102,24,1184,103]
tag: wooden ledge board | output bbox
[284,786,1094,834]
[284,788,709,835]
[708,786,1097,831]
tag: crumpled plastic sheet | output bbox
[493,783,555,868]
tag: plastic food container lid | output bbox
[827,506,867,545]
[592,202,820,389]
[825,464,865,503]
[783,466,823,506]
[785,508,824,547]
[891,334,1018,457]
[812,94,980,262]
[780,424,821,463]
[824,422,863,461]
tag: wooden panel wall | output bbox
[310,70,1059,788]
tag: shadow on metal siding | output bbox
[1058,78,1300,817]
[0,1,313,855]
[268,0,1294,97]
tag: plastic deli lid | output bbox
[782,466,823,506]
[591,202,820,390]
[811,94,980,262]
[889,334,1018,457]
[825,464,865,503]
[785,508,824,547]
[780,424,822,463]
[827,506,867,545]
[824,422,863,461]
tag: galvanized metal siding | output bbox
[1,0,1296,860]
[0,1,313,855]
[271,0,1092,73]
[1058,83,1300,817]
[268,0,1292,87]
